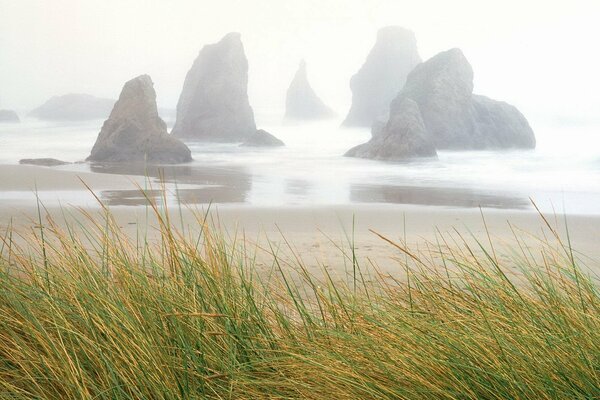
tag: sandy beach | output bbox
[1,164,598,276]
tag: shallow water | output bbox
[0,115,599,213]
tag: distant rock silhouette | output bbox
[19,158,70,167]
[29,94,114,121]
[345,97,436,160]
[285,61,334,120]
[342,26,421,127]
[241,129,285,147]
[346,48,535,160]
[171,33,256,142]
[0,110,20,123]
[87,75,191,164]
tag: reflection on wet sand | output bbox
[90,163,252,206]
[88,163,530,210]
[350,184,530,210]
[285,179,311,197]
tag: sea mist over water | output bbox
[1,113,599,214]
[1,1,600,213]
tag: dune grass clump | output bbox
[0,206,598,399]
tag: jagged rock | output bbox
[172,32,256,142]
[29,94,114,121]
[345,97,436,160]
[342,26,421,127]
[285,61,334,120]
[471,95,536,149]
[19,158,70,167]
[0,110,20,123]
[347,48,535,159]
[87,75,192,164]
[398,48,479,149]
[241,129,285,147]
[402,48,534,149]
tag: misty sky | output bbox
[1,0,599,122]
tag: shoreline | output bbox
[0,164,599,268]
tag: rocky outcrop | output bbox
[399,48,475,149]
[285,61,334,120]
[29,94,114,121]
[347,48,536,160]
[241,129,285,147]
[345,97,436,160]
[0,110,20,123]
[87,75,192,164]
[19,158,70,167]
[399,48,535,150]
[471,95,536,149]
[342,26,421,127]
[171,32,256,142]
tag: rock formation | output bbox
[87,75,192,164]
[471,95,536,149]
[29,94,114,121]
[171,32,256,142]
[342,26,421,127]
[345,97,436,160]
[0,110,20,122]
[19,158,70,167]
[399,48,535,149]
[285,61,334,120]
[346,48,535,160]
[241,129,285,147]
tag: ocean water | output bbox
[1,115,599,214]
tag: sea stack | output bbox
[398,48,535,150]
[0,110,20,123]
[342,26,421,127]
[285,60,334,120]
[87,75,191,164]
[29,94,114,121]
[171,32,256,142]
[346,48,535,161]
[345,97,436,160]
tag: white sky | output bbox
[1,0,599,121]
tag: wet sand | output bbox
[0,164,599,274]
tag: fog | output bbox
[1,0,599,122]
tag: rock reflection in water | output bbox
[350,184,529,209]
[90,163,251,206]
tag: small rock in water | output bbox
[241,130,285,147]
[19,158,71,167]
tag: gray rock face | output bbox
[347,48,535,160]
[342,26,421,127]
[29,94,114,121]
[285,61,334,120]
[171,32,256,142]
[400,48,476,149]
[241,129,285,147]
[87,75,192,164]
[471,95,536,149]
[400,48,535,149]
[19,158,70,167]
[345,97,436,160]
[0,110,20,123]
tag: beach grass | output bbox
[0,203,598,399]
